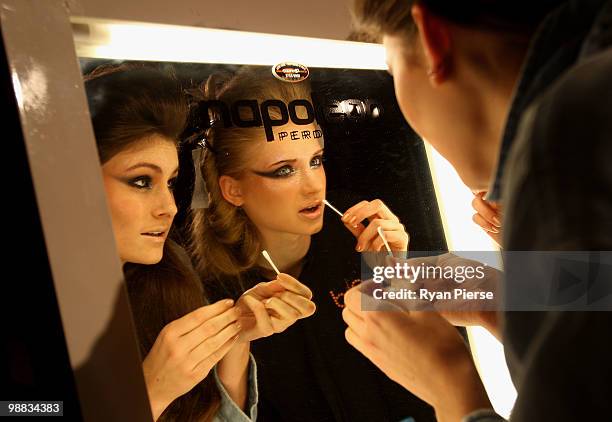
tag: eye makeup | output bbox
[124,175,153,189]
[252,153,324,179]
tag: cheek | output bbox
[394,74,421,132]
[246,178,297,207]
[103,183,143,242]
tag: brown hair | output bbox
[84,65,221,421]
[123,241,221,421]
[188,66,313,299]
[84,64,188,163]
[351,0,566,41]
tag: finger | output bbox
[369,228,409,253]
[344,327,377,362]
[472,195,501,227]
[273,291,316,318]
[189,320,242,370]
[243,280,286,300]
[343,220,366,239]
[341,200,369,226]
[356,219,404,252]
[182,306,241,350]
[192,332,239,378]
[486,230,502,246]
[168,299,235,336]
[342,307,366,333]
[264,298,305,333]
[242,294,274,337]
[344,286,362,312]
[275,273,313,299]
[343,199,399,227]
[472,213,500,234]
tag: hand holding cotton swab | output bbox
[377,226,393,257]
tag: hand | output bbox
[342,287,492,422]
[236,273,316,342]
[472,192,502,245]
[341,199,409,253]
[143,299,241,420]
[382,253,502,339]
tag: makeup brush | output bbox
[262,250,281,275]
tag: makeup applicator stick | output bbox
[323,199,344,218]
[377,226,393,257]
[262,250,281,275]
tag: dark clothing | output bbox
[476,0,612,420]
[249,205,435,422]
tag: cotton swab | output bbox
[262,250,280,275]
[377,226,393,257]
[323,199,344,217]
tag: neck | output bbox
[257,229,311,278]
[465,41,527,190]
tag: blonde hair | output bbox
[189,67,313,298]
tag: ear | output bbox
[411,3,452,85]
[218,175,244,207]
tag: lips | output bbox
[299,200,322,213]
[298,201,324,220]
[141,229,168,238]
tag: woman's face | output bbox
[233,123,326,238]
[102,135,179,265]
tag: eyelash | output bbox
[272,154,325,178]
[128,176,177,191]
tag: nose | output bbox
[301,166,325,197]
[154,186,178,219]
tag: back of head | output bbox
[351,0,567,41]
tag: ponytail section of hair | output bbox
[188,73,262,300]
[124,240,221,422]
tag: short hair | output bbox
[351,0,566,40]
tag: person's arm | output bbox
[213,353,259,421]
[216,342,250,410]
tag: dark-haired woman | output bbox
[85,65,315,421]
[344,1,612,421]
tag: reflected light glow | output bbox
[71,17,387,69]
[424,142,517,418]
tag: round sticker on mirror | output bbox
[272,62,310,83]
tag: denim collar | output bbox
[487,0,612,201]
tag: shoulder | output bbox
[526,47,612,162]
[502,48,612,249]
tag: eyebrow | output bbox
[124,162,179,175]
[267,148,324,168]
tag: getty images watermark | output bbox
[359,251,612,312]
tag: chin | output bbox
[124,252,163,265]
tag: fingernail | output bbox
[490,226,499,233]
[350,217,357,225]
[342,213,349,221]
[356,244,363,252]
[264,298,272,305]
[235,322,242,330]
[492,216,501,227]
[225,299,234,306]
